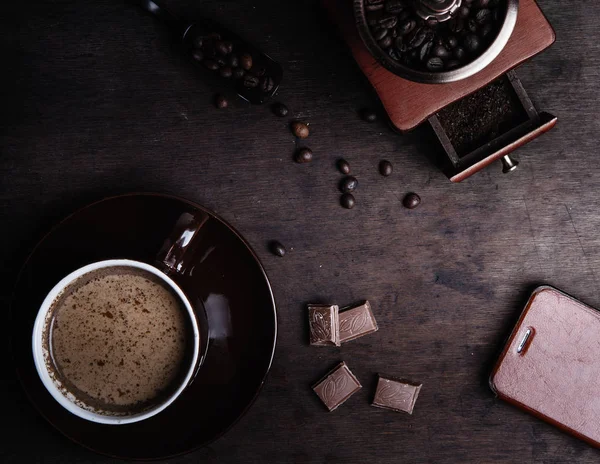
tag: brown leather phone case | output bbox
[490,286,600,447]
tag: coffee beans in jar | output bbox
[364,0,506,72]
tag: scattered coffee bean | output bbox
[340,193,356,209]
[272,102,289,117]
[379,160,393,176]
[204,59,219,71]
[291,121,310,139]
[220,66,233,78]
[227,54,239,68]
[243,74,259,88]
[269,240,286,257]
[192,50,204,62]
[295,147,313,163]
[192,36,203,49]
[215,94,228,109]
[215,40,230,55]
[240,53,253,70]
[261,76,275,93]
[403,192,421,209]
[361,109,377,122]
[233,67,246,79]
[340,176,358,193]
[337,159,351,175]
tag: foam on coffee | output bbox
[44,266,193,414]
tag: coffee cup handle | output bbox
[155,211,209,276]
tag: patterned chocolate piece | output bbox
[313,362,362,411]
[308,304,340,346]
[339,301,378,343]
[372,375,422,414]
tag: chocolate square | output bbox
[339,301,378,343]
[308,304,340,346]
[372,375,422,414]
[312,362,362,411]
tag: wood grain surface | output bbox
[1,0,599,463]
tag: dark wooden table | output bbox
[2,1,599,462]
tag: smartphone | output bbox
[490,285,600,447]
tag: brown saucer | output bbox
[10,193,277,460]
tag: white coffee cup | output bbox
[32,259,201,425]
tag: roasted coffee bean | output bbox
[426,56,444,71]
[446,36,458,49]
[480,23,494,38]
[272,102,289,117]
[361,109,377,122]
[338,159,351,175]
[391,27,398,38]
[215,40,229,55]
[397,19,416,36]
[454,46,466,60]
[419,40,433,61]
[403,192,421,209]
[243,74,259,88]
[295,147,313,163]
[432,44,451,58]
[476,8,492,24]
[340,193,356,209]
[426,18,439,27]
[448,18,464,33]
[227,54,239,68]
[291,121,310,138]
[219,66,233,78]
[340,176,358,193]
[261,76,275,93]
[458,6,470,18]
[366,0,384,11]
[379,160,393,176]
[204,59,219,71]
[387,47,400,61]
[446,60,460,69]
[394,36,408,52]
[385,0,404,14]
[234,67,245,79]
[215,94,228,109]
[192,36,203,49]
[367,11,384,26]
[408,27,431,49]
[379,35,393,49]
[269,240,286,257]
[492,7,500,21]
[467,18,478,32]
[240,53,253,70]
[215,57,227,67]
[192,50,204,62]
[464,34,480,52]
[379,15,398,29]
[373,27,388,41]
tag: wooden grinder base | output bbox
[323,0,558,181]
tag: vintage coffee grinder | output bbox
[323,0,556,181]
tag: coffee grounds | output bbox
[437,78,526,156]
